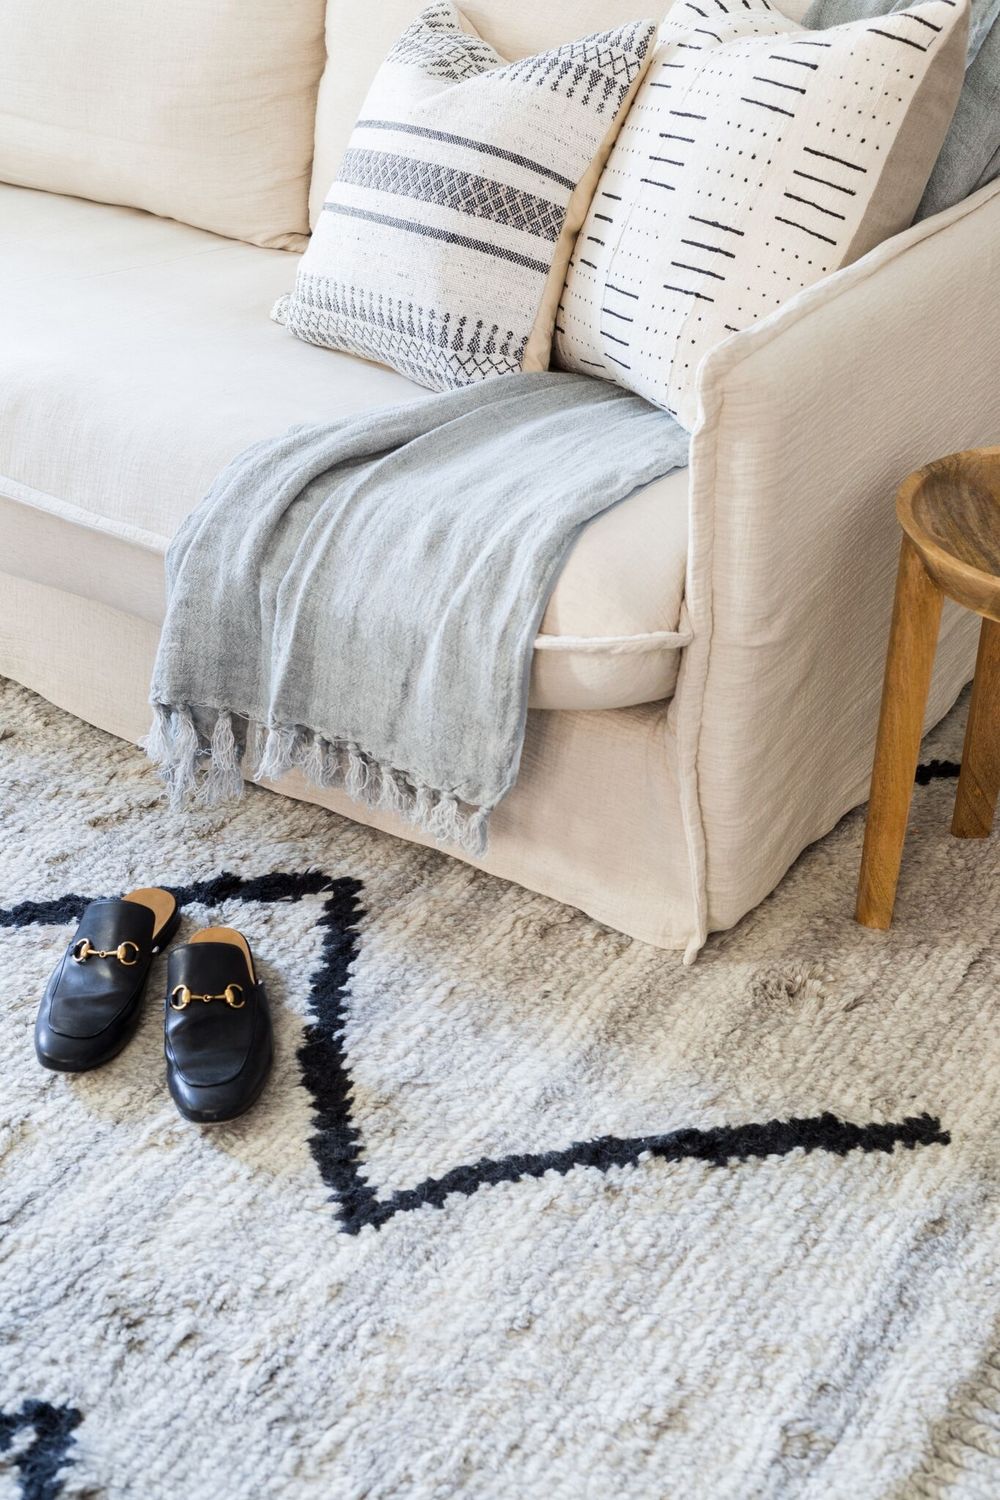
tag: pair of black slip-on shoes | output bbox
[34,888,272,1124]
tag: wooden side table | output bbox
[857,447,1000,930]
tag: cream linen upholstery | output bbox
[677,178,1000,951]
[310,0,816,225]
[4,182,998,952]
[1,577,699,950]
[0,0,326,250]
[0,185,689,715]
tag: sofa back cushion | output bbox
[0,0,326,250]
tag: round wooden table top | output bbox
[897,446,1000,624]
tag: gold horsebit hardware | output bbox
[170,983,245,1011]
[72,938,140,966]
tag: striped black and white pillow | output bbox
[554,0,970,428]
[274,3,655,390]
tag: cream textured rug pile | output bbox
[1,678,997,1500]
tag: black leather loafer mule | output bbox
[164,927,272,1125]
[35,887,180,1071]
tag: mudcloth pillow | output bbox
[554,0,970,428]
[273,2,656,389]
[803,0,1000,219]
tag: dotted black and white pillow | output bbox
[274,3,655,391]
[554,0,969,428]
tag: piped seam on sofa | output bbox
[534,629,692,654]
[0,472,691,659]
[0,473,170,553]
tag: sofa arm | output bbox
[673,179,1000,958]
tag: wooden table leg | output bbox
[856,536,944,929]
[952,617,1000,839]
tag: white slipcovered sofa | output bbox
[2,0,998,958]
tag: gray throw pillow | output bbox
[803,0,1000,219]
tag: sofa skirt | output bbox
[1,572,700,950]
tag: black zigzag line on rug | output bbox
[346,1112,950,1234]
[915,758,962,785]
[0,1401,82,1500]
[2,874,950,1237]
[0,870,357,932]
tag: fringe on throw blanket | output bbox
[143,703,492,858]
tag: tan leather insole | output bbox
[188,926,256,982]
[123,886,177,940]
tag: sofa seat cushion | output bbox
[0,185,689,712]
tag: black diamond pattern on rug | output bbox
[0,1402,81,1500]
[2,866,950,1237]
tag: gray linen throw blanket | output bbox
[146,372,688,854]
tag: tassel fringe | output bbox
[143,703,492,856]
[199,710,244,805]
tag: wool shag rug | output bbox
[1,678,998,1500]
